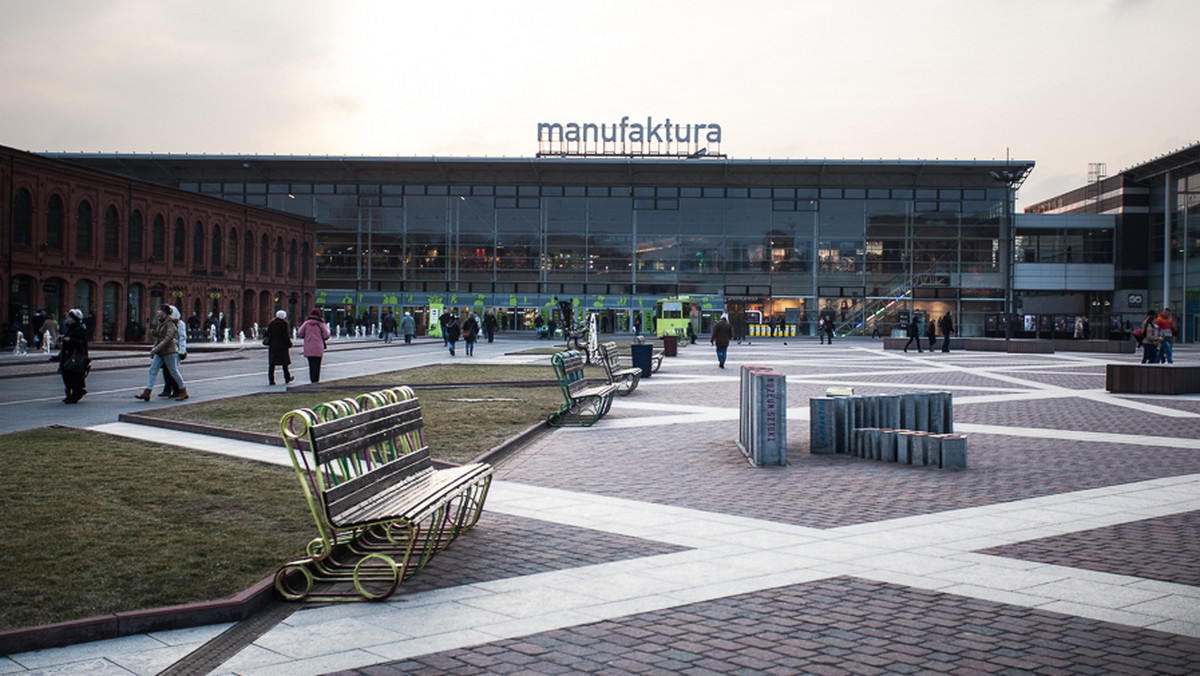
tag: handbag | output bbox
[61,352,90,376]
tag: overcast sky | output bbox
[1,0,1196,205]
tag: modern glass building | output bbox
[53,154,1038,337]
[1027,141,1200,342]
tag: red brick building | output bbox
[2,144,316,346]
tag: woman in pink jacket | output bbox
[296,308,332,383]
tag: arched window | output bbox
[275,236,284,275]
[152,215,166,260]
[192,221,205,267]
[14,188,33,246]
[104,205,120,257]
[76,200,93,254]
[228,227,239,268]
[244,229,255,271]
[288,239,297,276]
[261,233,270,274]
[173,217,186,262]
[46,194,64,250]
[211,224,222,269]
[128,210,144,261]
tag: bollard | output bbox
[934,434,968,469]
[738,366,787,466]
[809,398,838,454]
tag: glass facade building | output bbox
[52,155,1037,337]
[1027,141,1200,342]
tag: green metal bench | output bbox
[549,350,617,427]
[275,386,493,602]
[598,341,642,395]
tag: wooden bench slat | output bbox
[330,462,492,527]
[311,406,424,465]
[325,447,432,517]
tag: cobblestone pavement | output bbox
[5,339,1200,675]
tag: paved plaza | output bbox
[3,338,1200,674]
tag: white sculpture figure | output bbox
[334,325,342,339]
[223,328,230,343]
[208,325,217,343]
[252,323,260,340]
[42,330,53,355]
[356,325,364,339]
[587,311,600,363]
[238,331,245,344]
[292,327,298,341]
[15,332,29,355]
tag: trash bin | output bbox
[663,334,678,357]
[630,343,653,378]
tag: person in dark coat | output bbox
[926,317,937,352]
[265,310,294,385]
[483,311,498,343]
[711,314,734,369]
[462,311,480,356]
[939,312,955,352]
[444,312,461,356]
[380,311,397,343]
[58,308,89,403]
[904,317,922,353]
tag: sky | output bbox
[1,0,1196,206]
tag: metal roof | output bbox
[46,153,1035,190]
[1120,140,1200,183]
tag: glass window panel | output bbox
[819,200,865,238]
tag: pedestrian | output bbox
[687,321,697,344]
[380,311,396,344]
[939,312,954,352]
[159,306,187,398]
[296,308,331,383]
[818,316,827,344]
[926,317,937,352]
[400,311,416,344]
[904,316,922,353]
[632,312,642,336]
[1074,316,1085,340]
[534,314,547,339]
[463,311,480,356]
[41,310,59,349]
[1138,310,1160,364]
[135,303,188,401]
[444,311,461,356]
[1155,308,1176,364]
[824,315,835,344]
[265,310,294,385]
[57,308,89,403]
[711,313,733,368]
[483,310,498,343]
[439,311,452,346]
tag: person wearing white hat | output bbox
[265,310,294,385]
[58,308,89,403]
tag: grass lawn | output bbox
[0,427,313,632]
[136,363,573,465]
[0,363,587,631]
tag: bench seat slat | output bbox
[329,462,492,527]
[325,447,432,514]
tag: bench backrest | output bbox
[551,350,593,398]
[281,387,430,538]
[599,341,624,375]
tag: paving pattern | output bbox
[4,339,1200,675]
[345,577,1200,676]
